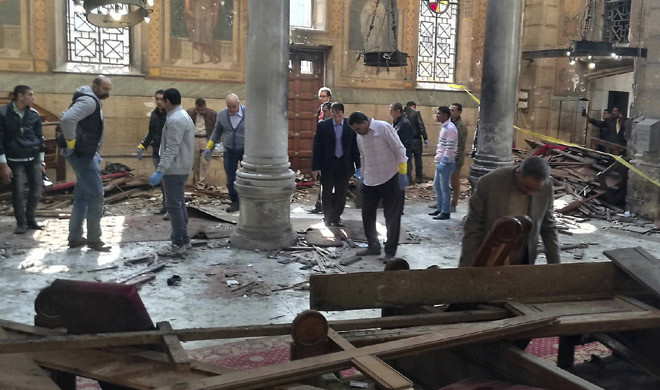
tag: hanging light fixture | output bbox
[83,0,152,28]
[358,0,409,70]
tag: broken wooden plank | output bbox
[153,314,555,390]
[457,342,605,390]
[113,262,165,284]
[593,333,660,382]
[339,255,362,266]
[157,321,191,371]
[604,247,660,300]
[327,329,412,390]
[309,263,627,311]
[0,327,62,390]
[125,272,157,287]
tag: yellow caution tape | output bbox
[449,84,660,188]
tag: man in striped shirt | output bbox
[429,106,458,220]
[348,111,408,263]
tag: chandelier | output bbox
[81,0,154,28]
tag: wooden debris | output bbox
[340,255,362,266]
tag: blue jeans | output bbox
[162,174,190,246]
[152,152,165,208]
[67,154,104,243]
[223,149,243,202]
[8,159,42,227]
[433,161,456,214]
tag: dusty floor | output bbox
[1,181,660,352]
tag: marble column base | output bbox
[230,165,297,250]
[467,153,513,188]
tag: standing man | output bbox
[404,101,428,183]
[583,106,619,145]
[148,88,195,256]
[348,111,408,262]
[308,100,333,214]
[429,106,457,220]
[137,90,168,218]
[60,76,112,251]
[187,98,216,191]
[460,156,560,267]
[0,85,44,234]
[204,93,245,213]
[316,87,332,122]
[311,103,360,227]
[449,103,467,212]
[390,102,413,184]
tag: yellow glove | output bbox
[66,139,76,150]
[205,140,215,150]
[397,162,407,175]
[137,144,145,150]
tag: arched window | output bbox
[416,0,457,87]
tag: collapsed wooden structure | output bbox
[2,247,660,389]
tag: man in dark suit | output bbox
[311,102,360,227]
[404,101,428,183]
[391,102,413,184]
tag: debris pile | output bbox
[518,140,628,219]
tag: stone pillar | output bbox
[468,0,523,183]
[230,0,297,250]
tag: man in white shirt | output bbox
[348,111,408,262]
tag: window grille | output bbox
[603,0,630,43]
[416,0,457,84]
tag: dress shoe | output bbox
[428,210,441,216]
[163,212,171,221]
[428,203,437,209]
[69,238,88,248]
[226,201,239,213]
[155,207,166,215]
[433,212,451,220]
[87,240,112,252]
[380,254,395,263]
[356,247,381,256]
[14,225,27,234]
[307,206,323,214]
[331,219,344,227]
[27,222,43,230]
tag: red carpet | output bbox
[77,336,611,389]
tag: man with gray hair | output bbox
[460,156,559,266]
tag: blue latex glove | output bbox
[397,174,408,190]
[93,152,102,169]
[137,148,143,160]
[148,171,163,186]
[440,155,449,165]
[203,149,212,161]
[424,140,429,147]
[60,148,74,158]
[354,168,361,179]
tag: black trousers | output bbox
[320,157,349,224]
[362,173,403,256]
[409,138,423,181]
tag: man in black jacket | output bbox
[404,101,428,183]
[391,102,413,184]
[583,107,621,147]
[137,90,168,216]
[311,103,360,227]
[0,85,44,234]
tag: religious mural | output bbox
[168,0,234,66]
[0,0,22,56]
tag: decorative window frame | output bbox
[290,0,326,31]
[415,0,458,90]
[53,0,143,75]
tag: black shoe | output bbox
[87,240,112,252]
[356,247,381,256]
[428,203,437,209]
[14,225,27,234]
[27,222,43,230]
[226,202,239,213]
[331,219,344,227]
[307,206,323,214]
[163,212,171,221]
[380,254,395,263]
[69,238,88,248]
[433,212,451,220]
[428,210,441,216]
[155,207,167,215]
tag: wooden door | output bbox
[288,50,324,172]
